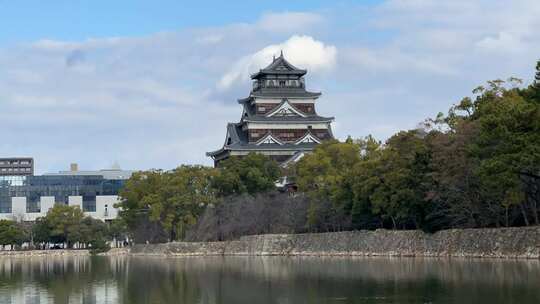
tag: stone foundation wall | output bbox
[130,227,540,259]
[1,227,537,258]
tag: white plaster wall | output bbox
[11,197,27,221]
[0,195,121,222]
[68,196,83,210]
[94,196,119,221]
[40,196,55,215]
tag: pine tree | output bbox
[535,60,540,84]
[533,60,540,102]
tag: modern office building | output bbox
[0,158,34,186]
[0,160,132,222]
[207,53,335,166]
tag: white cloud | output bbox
[256,12,323,33]
[2,2,540,173]
[476,31,526,53]
[218,35,337,90]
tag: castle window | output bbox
[279,132,295,139]
[279,80,286,87]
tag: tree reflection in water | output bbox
[0,256,538,303]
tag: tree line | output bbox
[117,62,540,242]
[117,154,280,242]
[295,69,540,232]
[0,205,127,252]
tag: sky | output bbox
[1,0,539,174]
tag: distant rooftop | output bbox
[44,169,134,180]
[44,162,134,180]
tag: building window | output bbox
[0,195,11,213]
[258,106,266,112]
[83,195,96,212]
[279,80,286,87]
[26,195,41,213]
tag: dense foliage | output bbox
[119,62,540,242]
[212,153,281,196]
[0,220,27,248]
[117,157,280,242]
[30,205,126,252]
[295,70,540,232]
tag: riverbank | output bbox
[129,227,540,259]
[0,248,128,257]
[1,227,538,258]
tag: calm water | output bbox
[0,256,538,304]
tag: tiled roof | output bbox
[242,116,334,123]
[251,54,307,79]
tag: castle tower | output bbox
[207,53,335,166]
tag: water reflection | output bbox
[0,256,538,303]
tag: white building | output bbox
[0,163,132,222]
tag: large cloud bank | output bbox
[1,0,539,173]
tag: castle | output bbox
[207,52,335,166]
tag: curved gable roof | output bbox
[251,53,307,79]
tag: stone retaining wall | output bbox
[1,227,537,258]
[130,227,540,258]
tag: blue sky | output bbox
[1,0,539,173]
[0,1,376,43]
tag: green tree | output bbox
[0,220,27,249]
[429,77,540,227]
[45,204,85,248]
[119,166,217,241]
[108,218,128,247]
[32,217,51,248]
[212,153,281,196]
[364,131,432,230]
[296,140,362,230]
[156,166,217,240]
[117,170,166,242]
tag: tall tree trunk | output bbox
[532,199,539,225]
[505,207,509,227]
[520,203,530,226]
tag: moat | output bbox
[0,256,538,303]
